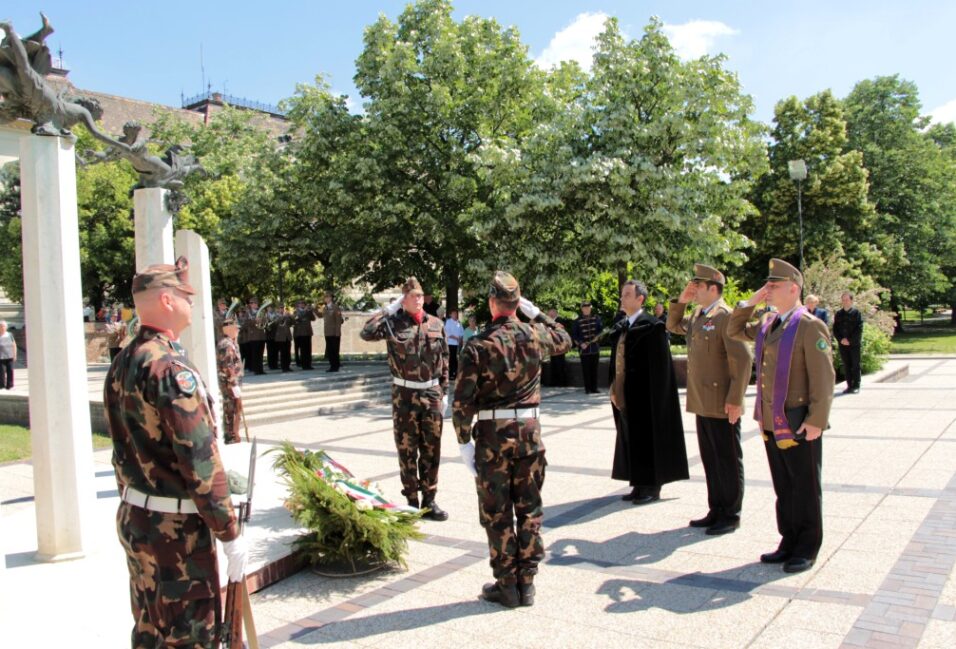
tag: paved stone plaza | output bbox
[2,357,955,648]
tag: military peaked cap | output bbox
[767,258,803,288]
[132,256,195,295]
[693,263,725,286]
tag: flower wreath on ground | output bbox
[270,442,424,573]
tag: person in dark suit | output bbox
[608,280,689,504]
[833,292,863,394]
[572,302,602,394]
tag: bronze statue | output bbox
[80,121,205,190]
[0,14,111,139]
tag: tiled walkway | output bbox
[2,357,955,648]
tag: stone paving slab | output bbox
[2,358,956,648]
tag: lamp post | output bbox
[788,159,807,270]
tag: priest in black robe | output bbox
[608,279,689,503]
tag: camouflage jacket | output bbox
[453,314,572,443]
[216,336,243,397]
[360,310,449,391]
[104,326,238,542]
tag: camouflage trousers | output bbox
[391,385,443,499]
[116,502,221,648]
[474,420,547,586]
[221,394,241,444]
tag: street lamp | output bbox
[788,159,807,271]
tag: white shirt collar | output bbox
[627,308,643,327]
[701,298,721,316]
[777,304,800,324]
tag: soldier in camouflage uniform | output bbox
[361,277,450,521]
[453,271,572,608]
[104,256,248,648]
[213,297,227,343]
[217,316,244,444]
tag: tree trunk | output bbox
[951,299,956,326]
[889,294,904,333]
[445,270,460,315]
[617,265,628,292]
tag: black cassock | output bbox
[610,311,689,487]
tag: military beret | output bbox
[489,271,520,301]
[693,263,725,286]
[581,300,592,307]
[221,317,237,326]
[402,277,424,295]
[248,297,259,304]
[132,256,195,295]
[767,258,803,288]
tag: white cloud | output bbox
[535,12,610,71]
[929,98,956,125]
[662,20,738,59]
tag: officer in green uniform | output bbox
[361,278,450,521]
[454,271,572,608]
[728,258,835,573]
[104,257,248,647]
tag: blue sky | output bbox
[6,1,956,125]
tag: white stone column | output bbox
[133,187,174,268]
[19,134,96,561]
[174,230,222,434]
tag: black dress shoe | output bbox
[481,582,520,608]
[518,583,535,607]
[705,519,740,536]
[632,493,660,505]
[689,513,718,528]
[760,549,792,564]
[622,488,640,502]
[421,499,449,521]
[783,557,815,573]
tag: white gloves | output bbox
[441,395,449,416]
[221,535,249,583]
[519,297,541,320]
[231,386,242,399]
[459,442,477,477]
[383,299,402,316]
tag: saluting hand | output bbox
[678,282,696,304]
[744,284,770,308]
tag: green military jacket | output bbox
[361,310,449,392]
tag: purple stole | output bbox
[754,306,808,449]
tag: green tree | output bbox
[843,76,956,328]
[0,163,23,302]
[350,0,547,310]
[486,17,767,298]
[744,91,879,285]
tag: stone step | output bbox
[244,385,393,415]
[244,394,391,426]
[241,372,393,399]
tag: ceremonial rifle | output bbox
[222,438,258,648]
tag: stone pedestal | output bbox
[133,187,174,268]
[175,230,222,433]
[19,134,96,561]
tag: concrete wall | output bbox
[0,393,108,432]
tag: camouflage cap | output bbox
[489,271,520,302]
[132,256,195,295]
[767,258,803,288]
[221,317,237,327]
[693,263,726,286]
[402,277,424,295]
[581,300,592,308]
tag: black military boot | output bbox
[421,494,449,521]
[481,582,520,608]
[406,493,420,509]
[518,582,535,607]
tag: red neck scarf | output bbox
[410,311,425,324]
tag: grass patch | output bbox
[0,425,112,463]
[890,314,956,355]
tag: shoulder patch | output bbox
[816,337,829,352]
[175,370,197,394]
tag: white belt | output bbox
[477,407,540,421]
[392,377,440,390]
[122,486,199,514]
